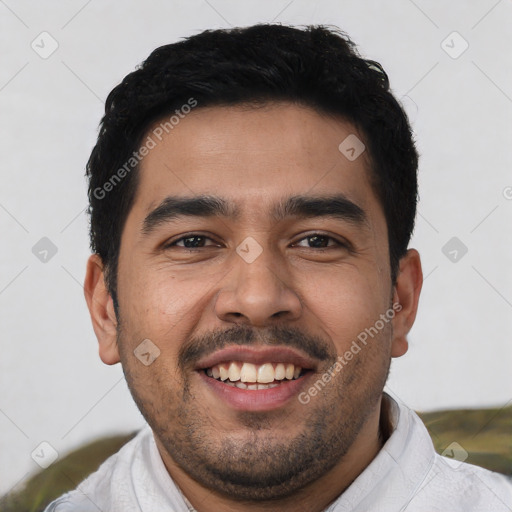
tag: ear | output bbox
[84,254,120,365]
[390,249,423,358]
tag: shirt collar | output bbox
[325,392,436,512]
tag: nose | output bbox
[214,246,302,327]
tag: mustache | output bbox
[178,324,334,371]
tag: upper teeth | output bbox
[206,362,302,383]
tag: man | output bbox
[45,24,512,511]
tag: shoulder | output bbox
[43,427,152,512]
[407,451,512,511]
[381,397,512,511]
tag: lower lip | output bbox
[199,371,311,411]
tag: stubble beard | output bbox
[118,326,392,501]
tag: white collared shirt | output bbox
[45,394,512,511]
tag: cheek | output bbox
[299,265,387,347]
[118,266,221,372]
[122,266,205,325]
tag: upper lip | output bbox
[195,346,318,371]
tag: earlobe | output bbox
[390,249,423,358]
[84,254,121,365]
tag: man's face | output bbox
[113,103,401,499]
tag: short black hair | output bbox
[86,23,418,309]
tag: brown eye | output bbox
[164,234,218,249]
[294,234,346,249]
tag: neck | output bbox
[157,395,392,512]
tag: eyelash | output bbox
[164,233,349,251]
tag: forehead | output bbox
[132,102,383,224]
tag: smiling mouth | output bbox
[203,361,308,390]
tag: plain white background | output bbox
[1,0,511,496]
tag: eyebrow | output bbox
[141,194,369,236]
